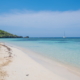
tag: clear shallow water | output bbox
[0,37,80,68]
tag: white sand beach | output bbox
[0,43,80,80]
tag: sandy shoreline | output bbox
[0,43,80,80]
[18,47,80,80]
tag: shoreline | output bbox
[0,42,80,80]
[0,43,67,80]
[6,43,80,79]
[18,47,80,79]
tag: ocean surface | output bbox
[0,37,80,68]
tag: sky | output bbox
[0,0,80,37]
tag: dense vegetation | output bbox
[0,30,23,38]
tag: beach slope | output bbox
[0,43,67,80]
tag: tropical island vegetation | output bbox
[0,30,23,38]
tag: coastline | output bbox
[0,43,80,80]
[18,47,80,79]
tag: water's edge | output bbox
[5,42,80,80]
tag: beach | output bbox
[0,43,80,80]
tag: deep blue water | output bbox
[0,37,80,68]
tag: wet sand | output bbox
[0,43,80,80]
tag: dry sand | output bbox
[0,43,80,80]
[0,43,12,80]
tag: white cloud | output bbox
[0,10,80,29]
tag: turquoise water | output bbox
[0,37,80,68]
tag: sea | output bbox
[0,37,80,68]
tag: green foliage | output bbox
[0,30,23,38]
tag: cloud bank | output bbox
[0,10,80,37]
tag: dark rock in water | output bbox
[24,36,29,38]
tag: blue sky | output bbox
[0,0,80,37]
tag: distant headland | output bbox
[0,30,29,38]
